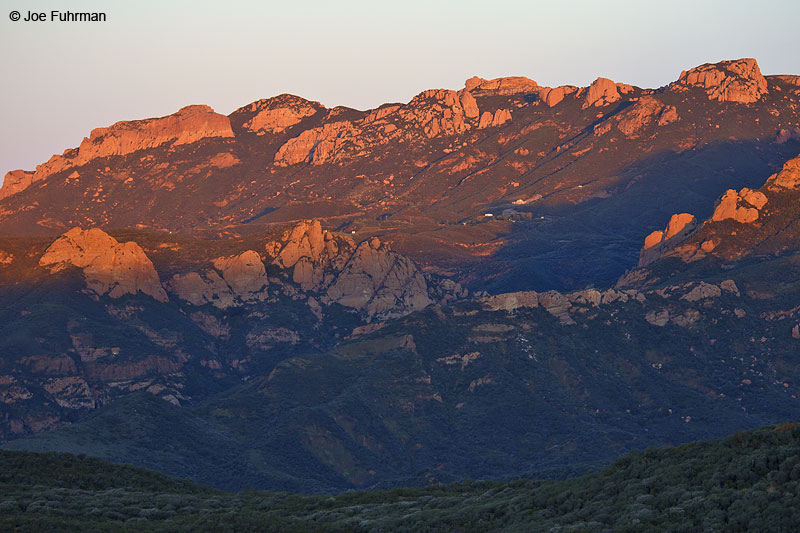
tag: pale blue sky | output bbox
[1,0,799,183]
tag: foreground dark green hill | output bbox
[2,421,800,531]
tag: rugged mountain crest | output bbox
[39,228,167,302]
[2,106,234,201]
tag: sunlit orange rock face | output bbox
[582,77,633,108]
[39,227,168,302]
[0,170,34,200]
[676,58,768,103]
[711,188,768,223]
[241,94,321,135]
[638,213,697,266]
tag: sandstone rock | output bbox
[168,250,267,308]
[639,213,697,266]
[676,58,767,103]
[682,282,722,302]
[212,251,269,301]
[711,188,768,223]
[540,86,577,107]
[265,220,445,319]
[43,377,95,409]
[646,309,670,327]
[239,94,319,134]
[40,228,168,302]
[459,90,480,119]
[766,154,800,191]
[0,170,35,200]
[325,239,433,319]
[583,77,633,108]
[464,76,486,91]
[538,291,574,324]
[478,108,512,129]
[167,271,235,308]
[475,76,538,95]
[616,97,678,137]
[274,121,359,166]
[720,279,740,295]
[482,291,539,311]
[0,249,13,265]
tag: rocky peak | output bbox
[676,58,768,103]
[40,228,167,302]
[234,94,321,135]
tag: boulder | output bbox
[40,228,168,302]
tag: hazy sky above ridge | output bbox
[1,0,799,183]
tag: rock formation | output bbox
[167,250,268,308]
[40,228,168,302]
[616,96,679,137]
[675,58,768,103]
[0,249,12,265]
[639,213,697,266]
[0,170,35,200]
[266,221,443,319]
[582,77,634,108]
[238,94,320,135]
[711,188,768,223]
[766,154,800,191]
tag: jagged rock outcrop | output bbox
[639,213,697,266]
[582,77,634,108]
[675,58,768,103]
[238,94,320,135]
[266,221,442,319]
[165,220,460,319]
[711,188,768,223]
[325,237,434,319]
[40,228,167,302]
[0,249,12,265]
